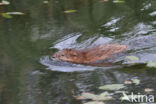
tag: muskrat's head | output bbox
[52,49,81,63]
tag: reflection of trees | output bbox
[9,0,154,40]
[38,66,156,104]
[0,16,48,104]
[39,72,80,104]
[48,0,154,40]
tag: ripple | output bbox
[40,56,122,72]
[40,56,95,72]
[149,11,156,16]
[51,32,113,50]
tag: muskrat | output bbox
[52,44,127,64]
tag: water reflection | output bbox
[38,66,156,104]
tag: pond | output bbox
[0,0,156,104]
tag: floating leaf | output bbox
[64,10,77,13]
[99,0,109,2]
[92,92,113,101]
[124,80,132,85]
[76,96,86,100]
[146,61,156,68]
[132,79,140,85]
[0,0,10,5]
[126,56,139,61]
[99,84,125,91]
[6,12,24,15]
[84,101,104,104]
[113,0,125,3]
[77,92,113,101]
[93,96,113,101]
[81,92,97,99]
[99,92,112,96]
[43,1,49,4]
[115,91,128,94]
[1,13,12,19]
[144,88,154,93]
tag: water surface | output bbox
[0,0,156,104]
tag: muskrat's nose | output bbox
[51,56,56,60]
[51,54,56,59]
[52,56,56,58]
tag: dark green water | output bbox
[0,0,156,104]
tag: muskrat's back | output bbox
[52,44,127,64]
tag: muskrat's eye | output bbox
[71,54,77,57]
[61,54,64,56]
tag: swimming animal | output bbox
[52,44,127,64]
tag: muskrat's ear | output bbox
[65,49,72,51]
[72,52,78,56]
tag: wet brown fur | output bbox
[52,44,127,64]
